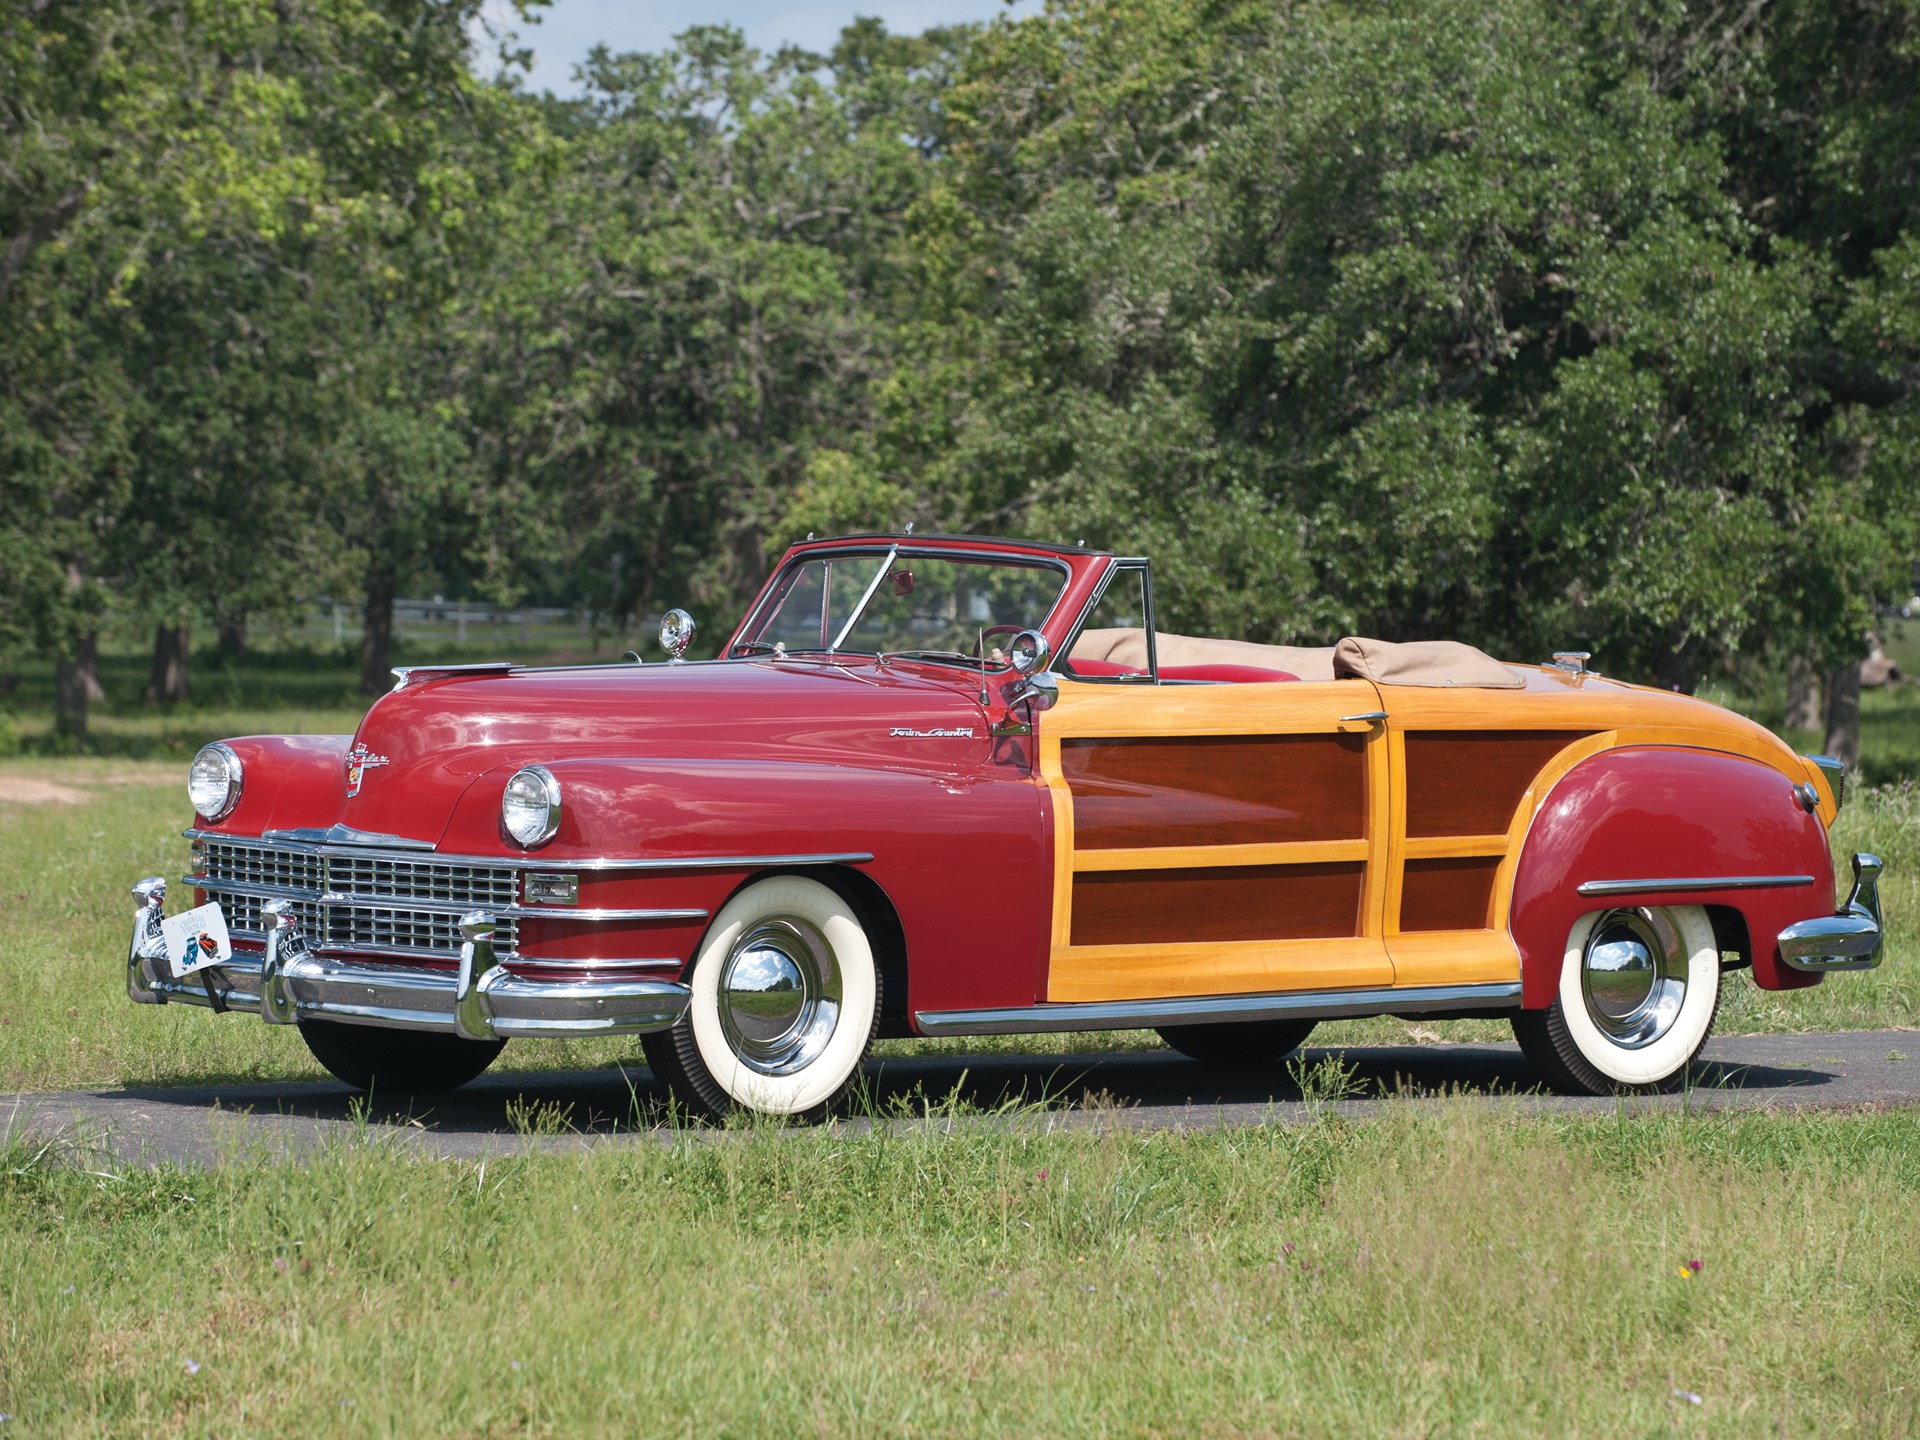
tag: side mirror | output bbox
[1008,629,1051,676]
[1010,670,1060,711]
[660,608,696,662]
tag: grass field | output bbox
[3,1102,1917,1436]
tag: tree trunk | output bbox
[54,632,97,743]
[360,556,397,695]
[145,623,191,703]
[216,608,247,659]
[1823,660,1862,768]
[1785,654,1822,731]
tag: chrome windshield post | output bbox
[828,544,899,652]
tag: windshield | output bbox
[736,551,1068,664]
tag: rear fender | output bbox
[1510,747,1835,1005]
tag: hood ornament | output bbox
[345,742,389,798]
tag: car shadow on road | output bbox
[94,1042,1837,1142]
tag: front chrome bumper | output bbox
[1778,852,1886,973]
[126,880,689,1039]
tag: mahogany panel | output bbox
[1403,731,1595,838]
[1062,734,1367,850]
[1069,862,1364,947]
[1399,856,1501,932]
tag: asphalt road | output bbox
[7,1030,1917,1167]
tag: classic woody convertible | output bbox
[126,533,1887,1116]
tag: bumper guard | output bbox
[1778,852,1886,973]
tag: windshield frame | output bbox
[731,544,1076,666]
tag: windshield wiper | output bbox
[882,648,982,667]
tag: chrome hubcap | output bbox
[1580,908,1689,1050]
[716,916,842,1076]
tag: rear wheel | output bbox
[1511,904,1721,1095]
[642,875,880,1121]
[298,1019,505,1094]
[1157,1019,1316,1064]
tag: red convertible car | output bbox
[127,533,1886,1116]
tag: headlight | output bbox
[501,765,561,847]
[188,742,243,821]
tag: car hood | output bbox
[327,658,991,844]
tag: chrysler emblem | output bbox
[345,742,389,798]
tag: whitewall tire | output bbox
[641,875,879,1120]
[1512,904,1721,1094]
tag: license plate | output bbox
[161,901,234,978]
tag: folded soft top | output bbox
[1069,629,1525,689]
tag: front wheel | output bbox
[298,1019,505,1094]
[642,875,880,1121]
[1511,904,1721,1095]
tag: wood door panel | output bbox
[1399,856,1501,932]
[1061,733,1368,849]
[1069,862,1364,947]
[1402,731,1594,838]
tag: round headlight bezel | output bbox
[188,742,244,822]
[501,764,562,848]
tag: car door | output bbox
[1035,676,1395,1004]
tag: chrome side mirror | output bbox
[660,608,696,662]
[1008,629,1051,676]
[1010,670,1060,711]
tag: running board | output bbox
[912,982,1524,1037]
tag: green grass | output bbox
[1,755,1912,1095]
[3,1103,1917,1436]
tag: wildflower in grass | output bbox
[184,1360,201,1375]
[273,1258,287,1272]
[1677,1258,1704,1279]
[1673,1389,1703,1405]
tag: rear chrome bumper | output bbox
[1778,852,1886,973]
[126,881,689,1039]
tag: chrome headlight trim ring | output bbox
[501,764,563,849]
[188,742,244,822]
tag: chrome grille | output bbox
[325,855,518,909]
[193,841,520,959]
[326,904,518,956]
[196,841,323,893]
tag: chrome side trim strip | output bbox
[1576,875,1814,897]
[187,830,872,873]
[912,982,1524,1037]
[500,904,707,923]
[298,893,708,922]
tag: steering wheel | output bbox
[977,623,1024,659]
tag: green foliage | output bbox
[4,0,1920,703]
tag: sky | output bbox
[475,0,1030,94]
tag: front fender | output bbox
[1510,746,1835,1004]
[441,756,1053,1015]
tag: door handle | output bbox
[1339,711,1388,725]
